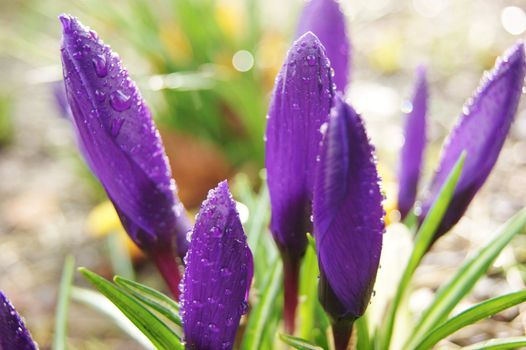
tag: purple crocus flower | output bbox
[59,14,191,298]
[313,97,384,350]
[265,31,334,332]
[421,41,526,241]
[296,0,350,90]
[0,291,37,350]
[181,181,253,350]
[398,66,428,220]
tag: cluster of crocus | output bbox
[58,15,253,350]
[399,42,525,244]
[266,0,382,347]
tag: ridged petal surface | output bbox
[0,291,37,350]
[181,181,253,350]
[59,15,190,255]
[313,97,384,321]
[398,66,428,219]
[265,32,334,258]
[421,42,526,239]
[296,0,350,90]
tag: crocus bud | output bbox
[313,97,384,350]
[398,66,428,220]
[0,291,37,350]
[59,14,191,297]
[296,0,350,90]
[265,32,334,332]
[181,181,253,350]
[421,42,526,241]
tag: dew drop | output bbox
[306,54,316,66]
[110,90,132,112]
[110,118,125,136]
[220,267,232,277]
[94,89,105,102]
[89,29,98,40]
[292,103,300,110]
[400,100,413,113]
[210,226,222,238]
[92,54,108,77]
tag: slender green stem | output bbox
[53,255,75,350]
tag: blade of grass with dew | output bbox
[406,207,526,348]
[79,268,183,350]
[379,152,465,350]
[299,235,318,341]
[412,290,526,350]
[279,334,324,350]
[114,275,182,327]
[107,232,135,280]
[241,259,283,350]
[71,287,155,350]
[53,255,75,350]
[460,336,526,350]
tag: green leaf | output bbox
[412,291,526,350]
[355,316,371,350]
[406,207,526,348]
[114,275,182,327]
[461,336,526,350]
[379,153,465,350]
[79,268,183,350]
[53,255,75,350]
[241,260,283,350]
[279,334,324,350]
[71,287,155,350]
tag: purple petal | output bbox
[398,66,428,220]
[265,32,335,258]
[313,97,384,321]
[421,41,526,240]
[181,181,253,350]
[59,14,190,256]
[296,0,350,91]
[0,291,37,350]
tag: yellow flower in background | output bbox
[378,163,400,226]
[159,22,193,65]
[215,0,245,42]
[87,201,143,259]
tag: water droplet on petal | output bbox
[306,54,316,66]
[92,54,108,77]
[95,89,105,102]
[110,90,132,112]
[110,118,125,136]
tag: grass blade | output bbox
[279,334,324,350]
[114,275,182,327]
[406,207,526,348]
[413,291,526,350]
[79,268,183,350]
[53,255,75,350]
[380,153,465,350]
[71,287,155,349]
[241,260,283,350]
[461,336,526,350]
[355,316,370,350]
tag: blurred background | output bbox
[0,0,525,348]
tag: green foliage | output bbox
[53,255,75,350]
[412,291,526,350]
[279,334,323,350]
[79,268,183,350]
[379,153,466,350]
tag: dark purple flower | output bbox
[313,97,383,350]
[59,14,191,297]
[265,32,334,332]
[398,66,428,220]
[421,41,526,241]
[296,0,350,90]
[0,291,37,350]
[181,181,253,350]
